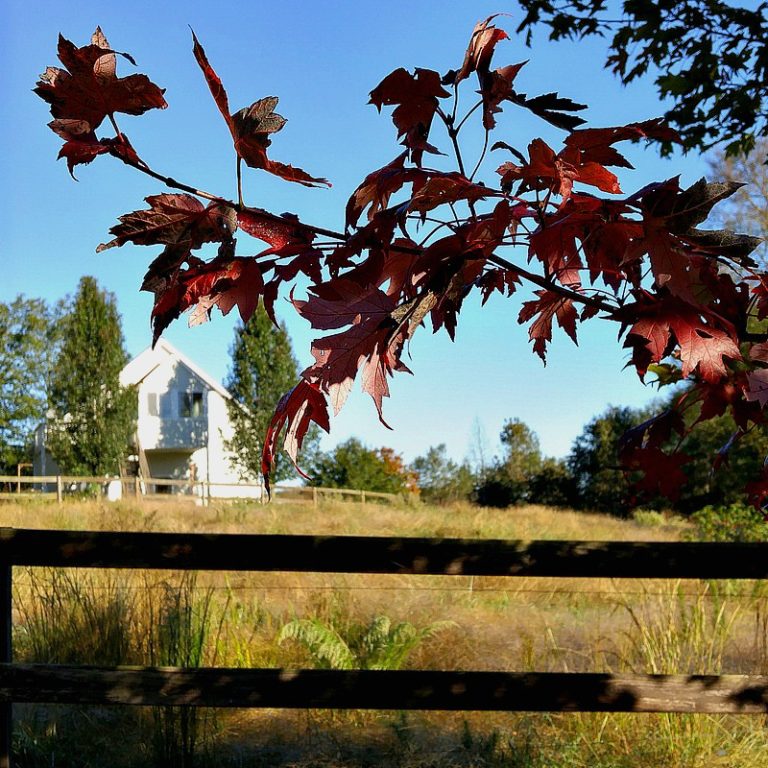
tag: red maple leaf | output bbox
[293,282,397,331]
[621,447,691,500]
[261,380,331,494]
[237,208,315,254]
[452,15,509,85]
[369,68,449,165]
[478,268,520,304]
[360,327,410,424]
[563,119,681,168]
[191,32,329,187]
[406,174,498,215]
[619,296,741,382]
[52,125,110,172]
[751,276,768,320]
[497,138,619,201]
[346,153,430,229]
[518,290,578,362]
[306,319,398,417]
[150,256,264,343]
[97,194,237,252]
[479,62,526,129]
[744,369,768,408]
[35,28,167,133]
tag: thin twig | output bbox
[455,100,483,133]
[236,157,243,208]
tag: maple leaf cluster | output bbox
[35,18,768,503]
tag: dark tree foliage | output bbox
[514,0,768,156]
[225,306,313,483]
[308,438,413,494]
[475,418,574,508]
[677,417,768,512]
[567,399,768,514]
[0,297,58,473]
[47,276,135,476]
[568,405,650,515]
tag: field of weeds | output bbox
[5,496,768,768]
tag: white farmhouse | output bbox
[35,339,261,499]
[119,339,261,498]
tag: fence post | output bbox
[56,475,63,505]
[0,562,12,768]
[312,487,318,510]
[134,477,140,498]
[361,491,366,512]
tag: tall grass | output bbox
[7,497,768,767]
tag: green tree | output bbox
[47,277,135,476]
[527,456,578,508]
[514,0,768,156]
[308,438,412,494]
[0,297,58,473]
[500,418,543,484]
[679,418,768,512]
[568,405,650,515]
[224,306,312,482]
[474,418,572,508]
[410,444,475,504]
[476,419,544,507]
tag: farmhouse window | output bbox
[147,392,159,416]
[180,391,204,418]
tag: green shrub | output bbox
[688,503,768,542]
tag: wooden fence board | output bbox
[1,665,765,714]
[1,528,767,579]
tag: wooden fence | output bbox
[0,529,767,766]
[0,474,398,506]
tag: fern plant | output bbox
[277,614,454,670]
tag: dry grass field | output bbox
[5,496,768,768]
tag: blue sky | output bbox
[2,1,715,466]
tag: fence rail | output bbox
[0,475,398,506]
[0,528,767,766]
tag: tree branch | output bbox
[486,252,618,315]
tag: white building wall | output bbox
[200,391,261,499]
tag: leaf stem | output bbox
[108,113,123,140]
[470,129,490,181]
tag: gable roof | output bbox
[120,339,231,400]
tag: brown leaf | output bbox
[98,194,237,252]
[35,29,166,131]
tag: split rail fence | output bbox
[0,528,767,767]
[0,474,397,506]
